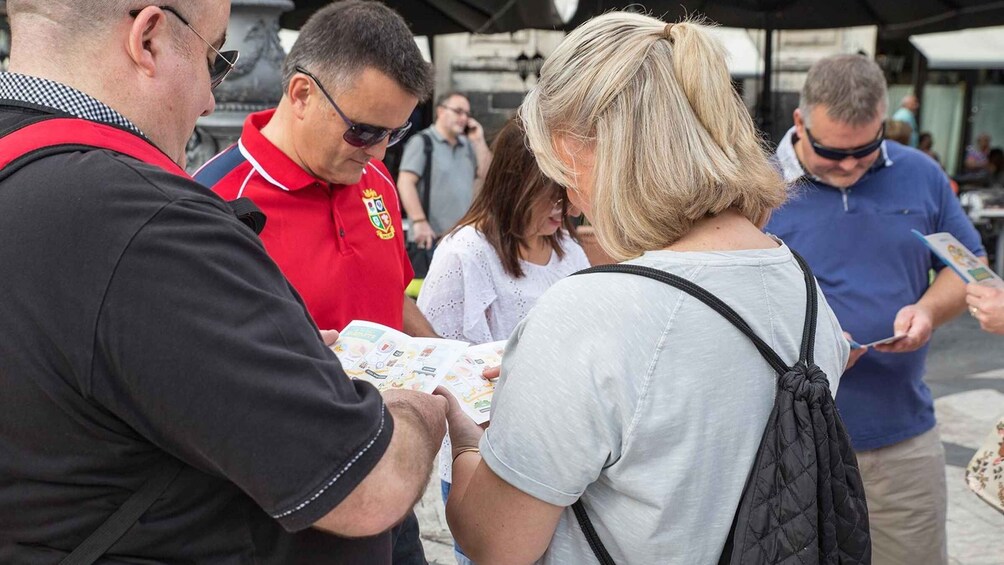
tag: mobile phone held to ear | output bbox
[464,124,474,135]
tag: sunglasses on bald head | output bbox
[294,66,412,149]
[805,123,885,161]
[128,6,239,90]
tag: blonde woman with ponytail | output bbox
[436,13,850,564]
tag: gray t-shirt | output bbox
[399,126,478,235]
[481,244,849,564]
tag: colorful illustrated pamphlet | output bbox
[439,341,506,425]
[913,230,1004,290]
[331,320,505,422]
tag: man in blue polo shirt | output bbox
[767,54,983,565]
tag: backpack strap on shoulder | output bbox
[58,461,183,565]
[790,251,818,367]
[568,252,822,565]
[419,131,433,216]
[0,117,267,235]
[575,263,790,375]
[0,117,192,564]
[0,117,187,178]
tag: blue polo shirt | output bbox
[767,129,984,451]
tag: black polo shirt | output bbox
[0,103,394,563]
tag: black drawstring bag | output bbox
[570,253,871,565]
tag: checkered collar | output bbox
[0,72,142,135]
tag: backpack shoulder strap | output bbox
[0,117,188,178]
[575,252,820,370]
[568,253,821,565]
[575,263,790,374]
[0,117,191,565]
[58,461,183,565]
[0,117,267,235]
[419,131,433,215]
[790,250,818,366]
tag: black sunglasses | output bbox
[129,6,239,90]
[295,66,412,149]
[805,123,885,161]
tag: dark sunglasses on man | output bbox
[804,123,885,161]
[128,6,239,90]
[294,66,412,149]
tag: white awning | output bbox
[910,27,1004,70]
[709,27,763,79]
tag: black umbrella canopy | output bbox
[566,1,1004,138]
[283,0,571,35]
[568,0,1004,37]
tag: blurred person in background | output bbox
[891,93,920,147]
[397,92,492,251]
[919,131,941,166]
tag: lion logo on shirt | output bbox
[362,189,395,240]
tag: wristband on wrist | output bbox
[412,218,427,224]
[452,447,480,463]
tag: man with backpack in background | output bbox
[396,92,492,257]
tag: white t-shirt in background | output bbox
[417,224,591,482]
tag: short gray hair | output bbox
[9,1,193,50]
[800,54,887,127]
[9,1,136,32]
[283,1,433,101]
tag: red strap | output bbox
[0,118,188,178]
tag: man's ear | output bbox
[287,74,312,120]
[793,108,806,135]
[126,7,169,80]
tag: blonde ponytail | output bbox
[521,12,786,260]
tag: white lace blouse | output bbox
[417,225,591,344]
[417,225,591,483]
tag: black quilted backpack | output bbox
[572,252,871,564]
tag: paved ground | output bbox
[418,314,1004,564]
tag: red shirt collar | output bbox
[239,108,324,192]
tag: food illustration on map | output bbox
[331,321,469,393]
[439,341,506,425]
[331,321,506,421]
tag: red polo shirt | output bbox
[196,109,413,331]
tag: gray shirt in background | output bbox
[399,126,478,235]
[481,244,849,564]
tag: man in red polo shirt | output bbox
[195,2,436,563]
[196,1,436,337]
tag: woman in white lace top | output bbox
[416,118,589,565]
[417,118,590,344]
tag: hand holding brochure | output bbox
[330,320,504,423]
[912,230,1004,289]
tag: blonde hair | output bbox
[520,12,786,261]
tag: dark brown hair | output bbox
[282,0,433,100]
[451,118,576,278]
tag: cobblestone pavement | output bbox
[419,315,1004,564]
